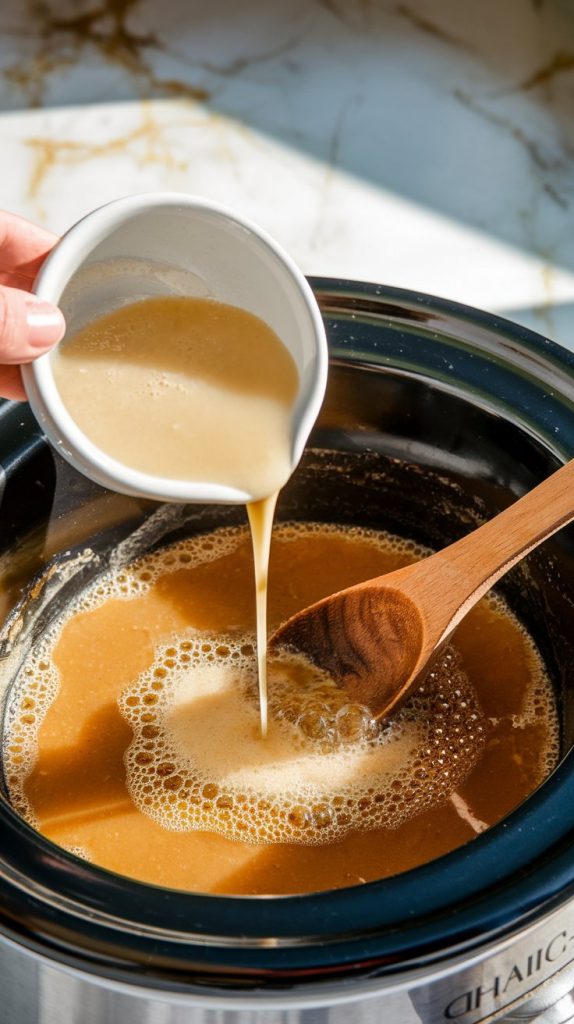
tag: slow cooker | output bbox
[1,279,574,1024]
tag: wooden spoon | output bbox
[271,459,574,720]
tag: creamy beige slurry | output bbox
[52,295,300,734]
[52,296,299,498]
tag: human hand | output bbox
[0,211,65,401]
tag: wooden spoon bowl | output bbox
[275,582,424,718]
[272,459,574,719]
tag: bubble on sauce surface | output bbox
[2,521,560,842]
[2,644,58,825]
[64,844,91,860]
[119,632,489,844]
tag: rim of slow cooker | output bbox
[1,277,574,985]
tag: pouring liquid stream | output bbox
[247,494,278,738]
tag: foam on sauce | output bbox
[4,523,559,868]
[120,640,483,843]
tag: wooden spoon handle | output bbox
[401,458,574,644]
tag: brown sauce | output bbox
[3,523,558,895]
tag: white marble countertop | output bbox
[1,0,574,350]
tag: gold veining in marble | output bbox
[3,0,208,107]
[394,4,475,52]
[4,54,67,109]
[517,51,574,91]
[24,102,189,212]
[453,88,571,209]
[199,35,302,79]
[316,0,373,28]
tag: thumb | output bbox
[0,285,65,364]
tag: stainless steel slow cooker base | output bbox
[5,903,574,1023]
[2,279,574,1023]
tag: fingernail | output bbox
[25,300,66,348]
